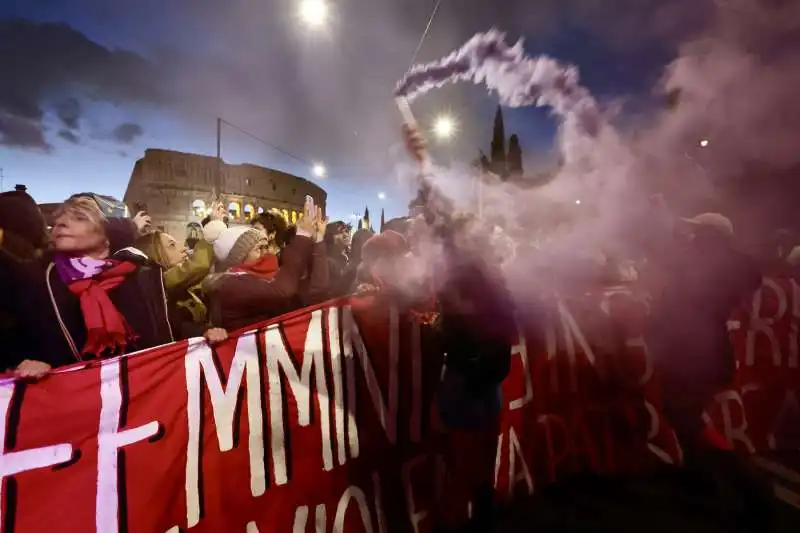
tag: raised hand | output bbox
[296,196,317,237]
[402,123,428,163]
[313,210,327,244]
[132,211,153,235]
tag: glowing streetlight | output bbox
[433,114,457,140]
[699,139,709,148]
[298,0,329,27]
[377,192,386,200]
[575,199,581,205]
[312,163,327,178]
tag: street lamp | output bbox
[312,163,327,178]
[433,114,457,140]
[298,0,329,27]
[699,139,709,148]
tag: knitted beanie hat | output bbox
[213,227,264,270]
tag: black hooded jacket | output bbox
[6,247,174,369]
[647,225,762,437]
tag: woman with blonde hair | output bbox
[2,194,173,379]
[135,202,226,338]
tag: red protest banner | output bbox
[706,276,800,453]
[0,291,680,532]
[2,302,447,533]
[7,278,795,533]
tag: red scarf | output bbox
[230,254,279,279]
[67,261,138,357]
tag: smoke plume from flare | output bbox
[395,29,602,139]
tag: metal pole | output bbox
[215,117,222,200]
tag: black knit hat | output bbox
[0,189,47,250]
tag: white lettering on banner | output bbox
[266,311,334,485]
[97,359,161,533]
[341,307,361,460]
[328,308,349,466]
[713,390,756,453]
[644,401,681,465]
[290,505,317,533]
[0,385,73,532]
[746,279,786,367]
[507,427,534,497]
[768,390,800,450]
[372,471,388,533]
[185,335,266,527]
[403,455,429,533]
[295,484,380,533]
[626,336,654,386]
[333,486,375,533]
[494,432,503,488]
[557,300,598,393]
[342,306,398,444]
[509,329,533,410]
[315,504,327,532]
[246,521,259,532]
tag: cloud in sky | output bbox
[111,122,143,143]
[14,0,786,222]
[0,111,52,151]
[55,97,81,130]
[0,19,161,150]
[57,129,80,144]
[0,1,708,163]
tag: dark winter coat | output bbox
[205,236,328,331]
[6,248,174,369]
[647,226,762,439]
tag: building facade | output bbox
[123,149,327,242]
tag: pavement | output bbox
[752,453,800,531]
[492,453,800,532]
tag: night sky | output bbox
[0,0,710,222]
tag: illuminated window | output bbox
[227,201,241,219]
[191,199,206,217]
[243,204,254,221]
[291,211,298,224]
[281,209,289,222]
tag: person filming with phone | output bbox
[204,196,329,332]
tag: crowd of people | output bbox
[0,124,796,532]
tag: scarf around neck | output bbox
[53,253,138,358]
[230,254,279,279]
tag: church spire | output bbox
[490,105,506,176]
[362,205,371,230]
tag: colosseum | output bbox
[123,149,327,242]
